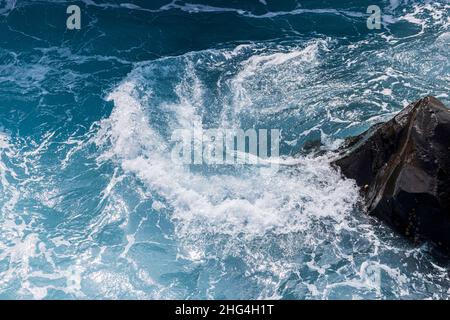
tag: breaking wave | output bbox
[0,0,449,299]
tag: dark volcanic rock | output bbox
[333,96,450,252]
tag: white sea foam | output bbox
[90,60,365,298]
[1,2,449,297]
[87,34,450,298]
[78,0,367,20]
[159,0,366,19]
[0,132,9,149]
[226,40,327,121]
[98,78,359,239]
[0,0,16,16]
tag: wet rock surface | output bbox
[333,96,450,252]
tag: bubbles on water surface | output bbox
[91,35,450,298]
[0,0,449,299]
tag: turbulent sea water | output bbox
[0,0,449,299]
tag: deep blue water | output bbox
[0,0,449,299]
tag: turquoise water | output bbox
[0,0,449,299]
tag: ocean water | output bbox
[0,0,449,299]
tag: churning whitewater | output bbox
[0,0,449,299]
